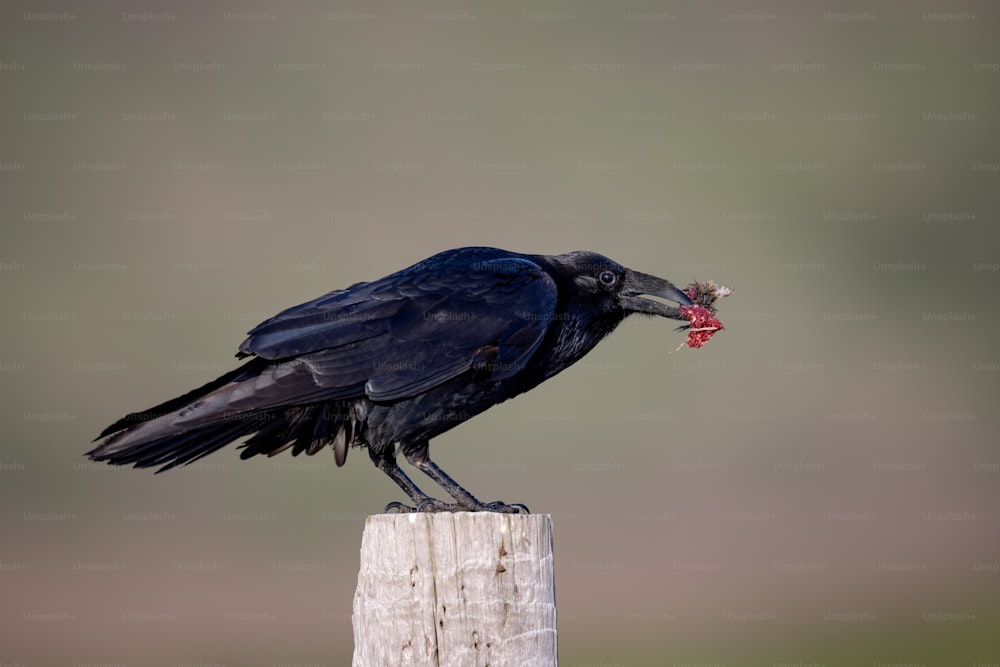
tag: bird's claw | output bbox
[383,501,417,514]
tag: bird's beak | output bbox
[620,270,692,321]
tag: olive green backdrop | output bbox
[2,1,998,665]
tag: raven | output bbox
[89,246,695,513]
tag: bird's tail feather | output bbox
[89,418,263,471]
[95,357,270,440]
[89,357,360,471]
[88,357,272,471]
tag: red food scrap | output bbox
[678,304,724,349]
[677,280,731,349]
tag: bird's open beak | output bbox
[620,270,692,321]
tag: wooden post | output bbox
[352,512,557,667]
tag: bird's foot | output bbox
[382,498,456,513]
[382,499,530,514]
[478,500,530,514]
[418,498,463,512]
[427,497,530,513]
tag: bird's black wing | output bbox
[237,252,559,406]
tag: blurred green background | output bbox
[2,1,998,665]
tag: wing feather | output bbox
[238,249,559,404]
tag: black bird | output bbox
[89,246,694,513]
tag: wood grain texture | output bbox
[352,512,557,667]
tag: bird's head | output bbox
[542,251,693,322]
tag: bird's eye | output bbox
[598,270,617,286]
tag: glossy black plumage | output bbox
[89,246,693,512]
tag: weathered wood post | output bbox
[352,512,557,666]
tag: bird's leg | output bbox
[403,442,529,514]
[371,450,437,513]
